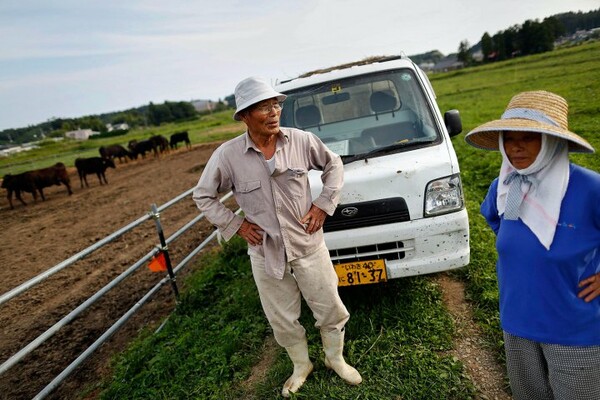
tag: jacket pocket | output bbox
[236,180,263,214]
[284,167,308,199]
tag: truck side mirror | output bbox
[444,110,462,137]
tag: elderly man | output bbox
[192,76,361,396]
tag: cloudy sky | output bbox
[0,0,597,131]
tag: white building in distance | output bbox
[65,129,99,140]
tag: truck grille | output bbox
[323,197,410,232]
[330,241,406,263]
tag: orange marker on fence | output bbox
[148,251,167,272]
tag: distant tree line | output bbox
[458,8,599,65]
[146,101,197,126]
[457,17,564,65]
[0,97,238,145]
[557,9,600,32]
[224,94,236,109]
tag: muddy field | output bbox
[0,142,226,399]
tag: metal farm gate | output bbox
[0,188,235,399]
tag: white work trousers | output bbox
[250,245,350,348]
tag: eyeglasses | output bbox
[253,102,283,114]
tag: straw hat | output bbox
[233,76,287,121]
[465,90,594,153]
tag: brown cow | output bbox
[1,162,72,209]
[1,172,38,209]
[31,162,73,200]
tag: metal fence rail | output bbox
[0,189,230,307]
[0,188,234,399]
[34,229,223,400]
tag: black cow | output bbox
[75,157,116,188]
[128,139,158,159]
[170,131,191,150]
[1,163,72,209]
[150,135,170,154]
[99,144,133,163]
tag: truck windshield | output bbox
[280,69,440,158]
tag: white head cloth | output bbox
[497,133,570,250]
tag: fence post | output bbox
[149,203,179,300]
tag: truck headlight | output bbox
[424,174,464,217]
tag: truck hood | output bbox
[310,143,456,220]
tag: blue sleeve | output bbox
[590,171,600,231]
[573,164,600,231]
[480,179,500,235]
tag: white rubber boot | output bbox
[281,340,314,397]
[321,329,362,385]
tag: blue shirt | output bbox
[481,164,600,345]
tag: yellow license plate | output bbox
[334,259,387,286]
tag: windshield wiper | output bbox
[341,137,435,164]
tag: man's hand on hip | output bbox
[237,219,264,246]
[300,205,327,235]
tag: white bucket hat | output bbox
[465,90,594,153]
[233,76,287,121]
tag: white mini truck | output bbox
[275,55,469,287]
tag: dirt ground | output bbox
[0,141,509,399]
[0,142,224,399]
[437,274,510,400]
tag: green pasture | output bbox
[16,40,598,399]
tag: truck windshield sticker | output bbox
[401,73,412,81]
[331,84,341,92]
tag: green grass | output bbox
[250,276,475,399]
[0,110,244,175]
[73,40,600,398]
[100,239,270,399]
[100,238,476,400]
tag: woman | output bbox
[465,90,600,400]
